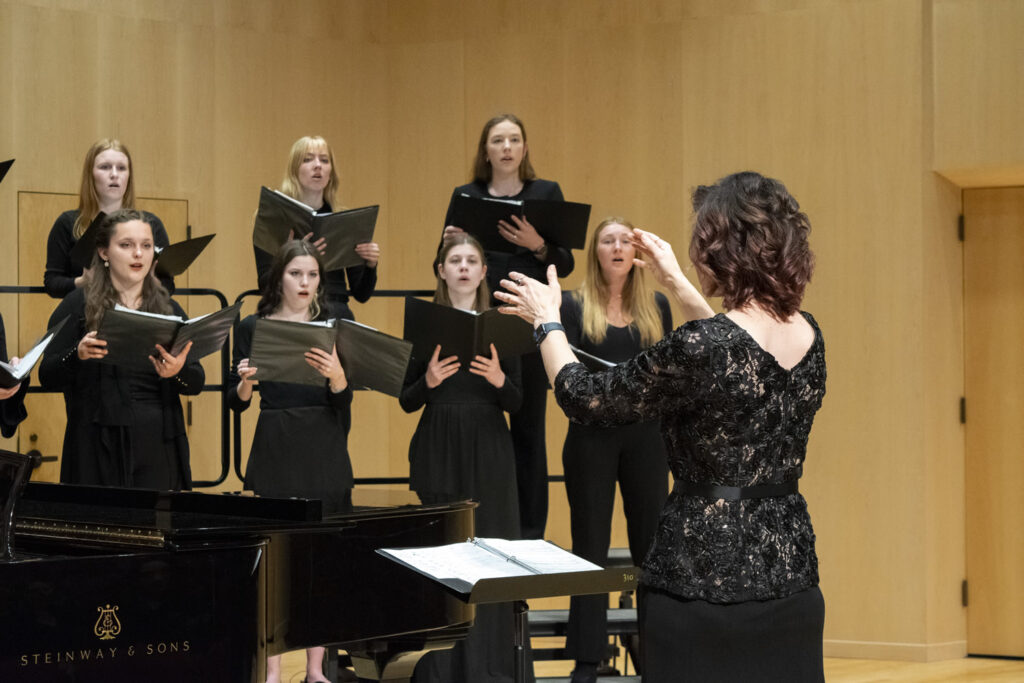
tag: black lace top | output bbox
[554,312,826,603]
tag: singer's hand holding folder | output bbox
[96,302,241,371]
[402,297,534,364]
[0,318,67,389]
[252,187,378,271]
[448,194,590,254]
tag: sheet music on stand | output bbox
[379,538,638,683]
[378,537,637,604]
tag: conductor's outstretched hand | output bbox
[495,265,562,326]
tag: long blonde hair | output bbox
[279,136,340,208]
[74,139,136,238]
[576,217,664,347]
[434,235,491,312]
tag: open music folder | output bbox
[155,234,215,277]
[569,345,616,372]
[402,297,534,365]
[448,194,591,254]
[0,159,12,186]
[334,319,413,397]
[96,302,241,371]
[252,186,378,271]
[0,318,67,390]
[250,317,412,394]
[378,537,637,604]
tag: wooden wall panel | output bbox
[933,0,1024,186]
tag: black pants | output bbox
[511,351,550,540]
[563,420,668,662]
[638,584,825,682]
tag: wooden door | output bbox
[963,186,1024,657]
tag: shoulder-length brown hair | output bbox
[279,135,340,209]
[471,114,537,184]
[256,240,328,320]
[84,209,172,331]
[576,217,664,347]
[75,139,136,239]
[434,234,491,312]
[688,171,814,320]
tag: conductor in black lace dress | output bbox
[497,171,827,682]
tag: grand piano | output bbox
[0,451,476,683]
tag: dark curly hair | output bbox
[256,240,327,320]
[689,171,814,320]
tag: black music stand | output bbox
[378,541,639,683]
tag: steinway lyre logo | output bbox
[94,604,122,641]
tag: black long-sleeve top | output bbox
[554,312,827,604]
[560,291,673,363]
[44,210,173,299]
[442,179,575,294]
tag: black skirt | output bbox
[638,584,825,682]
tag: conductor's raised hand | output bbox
[495,265,562,326]
[631,228,686,290]
[354,241,380,268]
[498,215,544,252]
[77,331,108,361]
[425,345,460,389]
[470,344,506,388]
[151,341,192,378]
[0,357,20,399]
[306,344,347,392]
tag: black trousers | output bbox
[562,420,668,662]
[511,351,550,540]
[638,584,825,682]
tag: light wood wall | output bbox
[2,0,1021,661]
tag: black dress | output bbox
[442,178,574,539]
[44,210,173,298]
[559,291,672,665]
[253,200,378,321]
[554,312,827,682]
[400,343,530,683]
[228,315,353,511]
[39,289,204,490]
[0,314,29,438]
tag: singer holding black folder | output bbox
[229,239,352,683]
[254,135,379,321]
[39,210,202,490]
[0,314,29,437]
[401,235,530,683]
[44,139,172,298]
[441,113,573,540]
[558,218,673,683]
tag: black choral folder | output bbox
[448,194,591,254]
[96,302,241,371]
[334,319,413,397]
[155,234,215,277]
[0,159,12,186]
[252,186,378,271]
[402,297,534,365]
[249,318,337,387]
[68,212,107,270]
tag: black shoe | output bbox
[570,661,598,683]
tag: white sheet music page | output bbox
[476,538,603,574]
